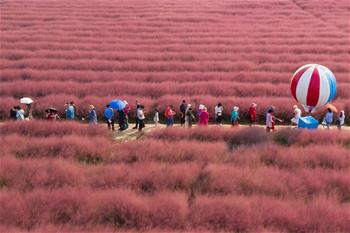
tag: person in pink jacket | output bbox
[199,107,209,126]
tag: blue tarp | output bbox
[298,116,318,129]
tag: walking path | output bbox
[111,123,350,142]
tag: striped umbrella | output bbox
[290,64,336,113]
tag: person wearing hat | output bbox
[291,105,302,126]
[198,107,209,126]
[248,103,257,126]
[88,105,97,124]
[231,106,239,127]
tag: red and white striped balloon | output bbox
[290,64,337,113]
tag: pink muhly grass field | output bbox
[1,0,349,232]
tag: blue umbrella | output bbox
[109,99,125,110]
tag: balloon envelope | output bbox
[290,64,336,112]
[109,99,125,110]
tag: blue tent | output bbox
[109,99,125,110]
[298,116,318,130]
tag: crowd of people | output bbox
[9,99,346,131]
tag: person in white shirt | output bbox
[16,106,25,120]
[137,105,146,131]
[214,103,224,125]
[153,108,159,127]
[291,105,301,125]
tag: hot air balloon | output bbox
[290,64,336,113]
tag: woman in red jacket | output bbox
[199,107,209,126]
[248,103,257,126]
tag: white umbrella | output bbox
[20,97,34,104]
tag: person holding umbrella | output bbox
[104,104,115,131]
[19,97,34,120]
[45,107,60,121]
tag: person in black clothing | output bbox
[179,100,187,126]
[186,106,195,128]
[133,100,141,129]
[10,106,17,120]
[118,109,128,131]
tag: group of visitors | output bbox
[9,98,346,131]
[9,104,32,121]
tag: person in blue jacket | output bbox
[65,102,75,120]
[104,104,115,131]
[88,105,97,124]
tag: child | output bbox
[154,108,159,127]
[266,107,283,132]
[231,106,239,127]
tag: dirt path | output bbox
[111,123,350,142]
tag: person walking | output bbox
[137,105,146,131]
[291,105,302,126]
[165,105,176,127]
[10,106,17,120]
[266,107,283,132]
[185,105,195,128]
[123,100,130,124]
[65,102,75,120]
[118,109,128,131]
[179,100,187,126]
[16,106,25,120]
[336,110,345,130]
[199,107,209,126]
[133,101,141,129]
[88,105,98,124]
[153,108,159,127]
[215,103,224,125]
[248,103,257,126]
[24,103,33,120]
[231,106,239,127]
[323,107,333,129]
[104,104,115,131]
